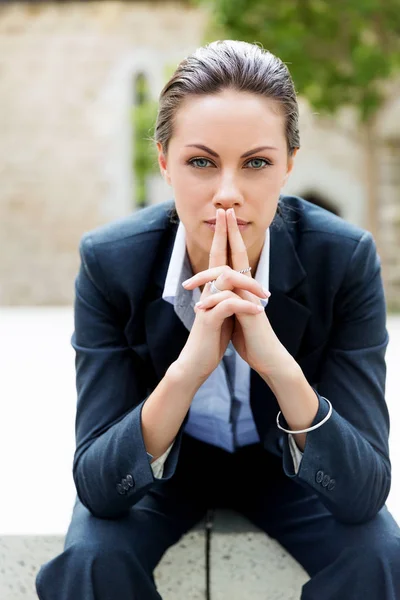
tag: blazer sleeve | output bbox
[281,230,391,524]
[71,234,183,519]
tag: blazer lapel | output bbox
[143,211,312,446]
[145,298,189,381]
[250,213,312,445]
[144,222,190,381]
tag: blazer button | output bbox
[322,474,330,487]
[121,478,130,491]
[327,479,336,491]
[126,474,134,488]
[116,483,126,495]
[316,470,324,484]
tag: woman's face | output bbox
[157,88,297,270]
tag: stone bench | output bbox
[0,509,308,600]
[2,310,399,598]
[3,311,400,599]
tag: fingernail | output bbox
[262,288,271,298]
[182,279,191,287]
[195,301,203,307]
[256,305,264,312]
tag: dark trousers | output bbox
[36,433,400,599]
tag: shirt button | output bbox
[316,470,324,484]
[322,474,330,487]
[116,483,126,495]
[328,479,336,491]
[126,474,134,487]
[121,478,130,491]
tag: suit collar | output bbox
[152,210,306,297]
[269,211,306,294]
[144,208,310,372]
[139,206,311,442]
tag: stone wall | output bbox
[0,1,207,304]
[0,1,399,308]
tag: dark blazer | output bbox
[71,195,390,524]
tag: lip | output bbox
[205,219,250,225]
[205,221,250,231]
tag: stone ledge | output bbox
[1,509,308,600]
[210,509,308,600]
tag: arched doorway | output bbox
[301,191,341,217]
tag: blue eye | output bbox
[188,158,213,169]
[245,158,270,169]
[187,157,271,169]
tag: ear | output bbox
[157,142,171,186]
[282,147,298,186]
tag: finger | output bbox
[196,289,264,309]
[208,209,227,269]
[183,268,269,299]
[195,297,264,319]
[226,208,251,275]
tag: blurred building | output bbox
[0,1,399,308]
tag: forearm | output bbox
[259,358,390,524]
[141,361,205,461]
[73,362,202,519]
[259,358,319,451]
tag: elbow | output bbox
[73,461,151,520]
[334,463,391,525]
[73,473,132,520]
[72,468,109,519]
[72,459,119,520]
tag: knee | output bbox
[45,540,140,569]
[36,542,143,599]
[74,540,142,568]
[353,534,400,571]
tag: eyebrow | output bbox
[184,144,279,158]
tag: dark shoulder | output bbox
[77,201,177,306]
[279,194,366,243]
[278,194,374,268]
[278,195,379,288]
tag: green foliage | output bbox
[131,101,158,208]
[132,63,179,207]
[191,0,400,121]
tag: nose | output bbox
[212,173,244,210]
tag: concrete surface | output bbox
[210,510,308,600]
[0,511,310,600]
[0,530,207,600]
[1,309,399,599]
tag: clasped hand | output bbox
[182,208,289,377]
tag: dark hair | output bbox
[152,39,300,224]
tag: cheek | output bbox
[261,168,286,189]
[173,180,207,218]
[252,196,279,229]
[180,177,211,200]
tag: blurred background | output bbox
[0,0,399,598]
[1,0,400,307]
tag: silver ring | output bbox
[210,280,223,294]
[238,267,251,274]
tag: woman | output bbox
[36,40,400,599]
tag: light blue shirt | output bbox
[151,220,303,476]
[162,220,270,452]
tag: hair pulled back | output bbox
[153,40,300,223]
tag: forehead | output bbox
[171,89,286,147]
